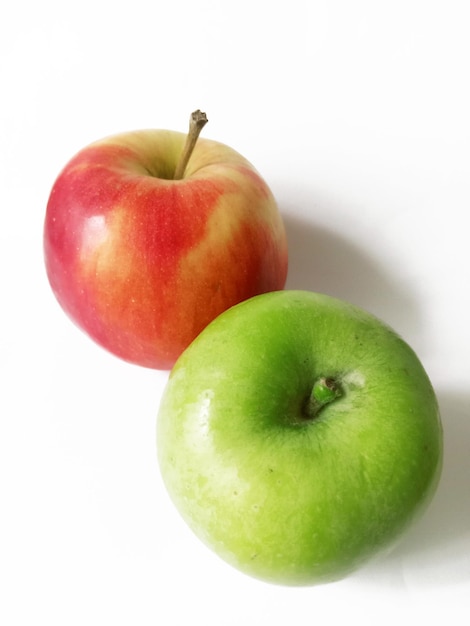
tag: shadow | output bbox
[282,212,424,350]
[279,200,469,587]
[351,390,470,588]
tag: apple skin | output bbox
[157,290,442,586]
[43,129,287,369]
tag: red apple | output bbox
[43,112,288,369]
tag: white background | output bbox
[1,0,469,623]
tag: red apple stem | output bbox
[173,110,208,180]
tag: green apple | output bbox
[157,290,442,586]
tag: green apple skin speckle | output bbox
[157,290,443,586]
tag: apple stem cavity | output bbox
[305,377,343,420]
[173,110,208,180]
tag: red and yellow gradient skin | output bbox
[44,130,288,369]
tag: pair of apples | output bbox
[44,111,442,586]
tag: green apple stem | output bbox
[173,110,208,180]
[305,377,343,420]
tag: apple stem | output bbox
[306,377,343,420]
[173,110,208,180]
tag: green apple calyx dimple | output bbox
[305,376,343,420]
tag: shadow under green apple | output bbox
[357,390,470,588]
[280,208,469,587]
